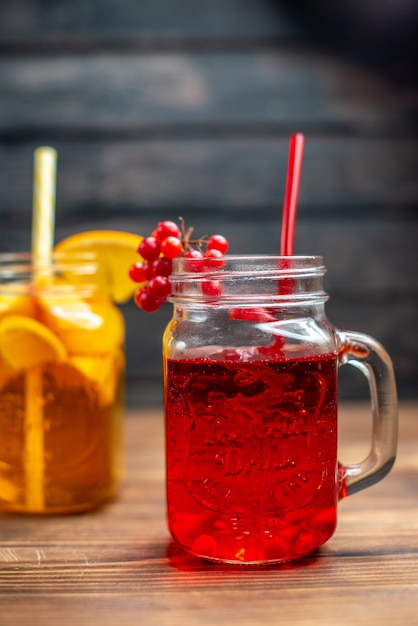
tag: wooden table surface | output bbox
[0,402,417,626]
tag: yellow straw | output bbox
[32,147,57,264]
[25,146,57,511]
[24,364,45,511]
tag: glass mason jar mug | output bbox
[163,256,398,564]
[0,253,124,514]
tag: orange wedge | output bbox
[0,294,37,320]
[38,294,125,356]
[0,315,67,370]
[54,230,143,303]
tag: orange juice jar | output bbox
[0,253,125,514]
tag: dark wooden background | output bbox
[0,0,417,404]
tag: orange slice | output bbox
[0,294,37,320]
[38,295,125,356]
[0,315,67,370]
[54,230,143,303]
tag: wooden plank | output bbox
[0,138,417,218]
[0,53,416,134]
[1,589,418,626]
[0,404,417,626]
[0,0,299,44]
[1,551,418,593]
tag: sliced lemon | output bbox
[0,294,37,320]
[0,315,67,370]
[54,230,143,303]
[38,294,125,356]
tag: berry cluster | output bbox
[129,218,229,312]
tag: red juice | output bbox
[164,351,339,563]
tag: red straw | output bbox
[280,133,305,256]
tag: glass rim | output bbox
[0,252,104,297]
[0,251,98,261]
[173,254,323,262]
[169,254,328,306]
[171,254,325,279]
[0,251,99,272]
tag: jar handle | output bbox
[336,330,398,498]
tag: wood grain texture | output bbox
[1,139,417,215]
[1,53,415,133]
[0,0,299,44]
[0,403,417,626]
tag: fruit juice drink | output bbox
[165,351,338,563]
[0,253,125,514]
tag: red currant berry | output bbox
[204,248,223,259]
[138,236,160,262]
[128,262,146,283]
[148,275,171,299]
[203,248,225,269]
[184,249,203,258]
[201,280,222,296]
[134,286,162,312]
[160,236,182,259]
[207,234,229,255]
[183,249,204,272]
[156,221,181,244]
[142,262,156,280]
[152,256,173,277]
